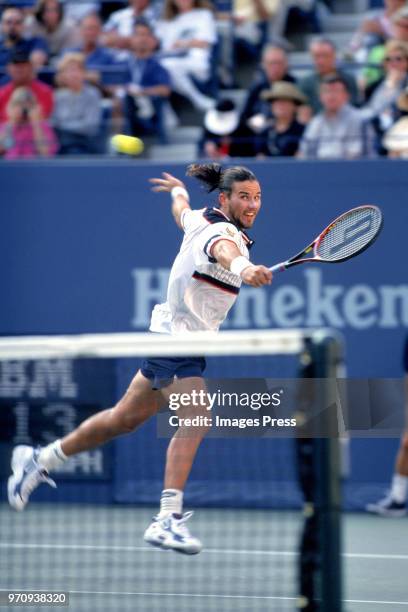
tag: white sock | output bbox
[391,473,408,503]
[158,489,183,518]
[38,440,68,472]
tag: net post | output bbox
[311,331,344,612]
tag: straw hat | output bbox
[204,99,240,136]
[261,81,307,105]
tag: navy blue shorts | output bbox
[141,356,206,390]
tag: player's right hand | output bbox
[149,172,185,193]
[241,265,272,287]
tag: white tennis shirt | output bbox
[150,207,254,334]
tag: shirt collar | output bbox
[204,207,255,249]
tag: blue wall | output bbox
[1,159,407,509]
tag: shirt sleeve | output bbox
[193,10,217,45]
[180,208,204,233]
[35,83,54,119]
[196,221,242,262]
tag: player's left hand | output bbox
[150,172,185,193]
[241,265,272,287]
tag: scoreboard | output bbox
[0,358,116,480]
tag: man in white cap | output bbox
[200,98,256,158]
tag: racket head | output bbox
[313,205,383,263]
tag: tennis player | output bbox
[366,335,408,517]
[8,163,272,554]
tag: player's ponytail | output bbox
[186,163,223,193]
[186,163,257,195]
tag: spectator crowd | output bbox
[0,0,407,159]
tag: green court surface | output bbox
[0,505,407,611]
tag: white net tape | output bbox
[0,329,340,360]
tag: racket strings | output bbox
[316,207,382,262]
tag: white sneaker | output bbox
[366,493,407,517]
[144,511,202,555]
[8,446,56,511]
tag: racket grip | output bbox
[269,262,287,273]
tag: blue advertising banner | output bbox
[1,159,406,376]
[1,159,406,508]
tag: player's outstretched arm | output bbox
[212,240,272,288]
[150,172,191,229]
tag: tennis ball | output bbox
[110,134,144,156]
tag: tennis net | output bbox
[0,329,343,612]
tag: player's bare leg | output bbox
[366,376,408,516]
[60,371,164,456]
[8,370,166,511]
[9,369,210,553]
[163,376,211,491]
[144,376,211,554]
[396,377,408,477]
[395,433,408,475]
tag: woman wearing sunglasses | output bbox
[360,39,408,153]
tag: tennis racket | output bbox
[269,205,383,273]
